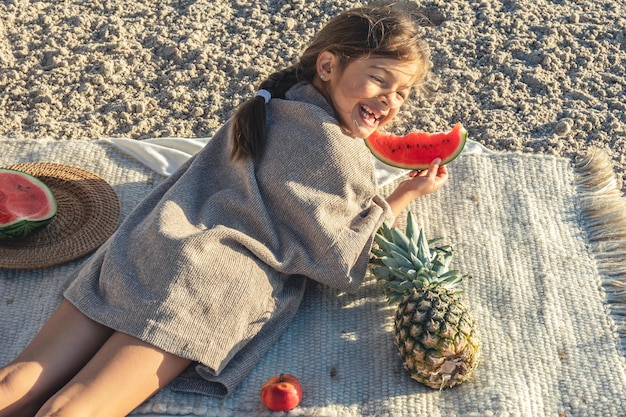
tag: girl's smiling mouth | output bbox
[359,104,384,127]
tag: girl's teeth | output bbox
[361,105,378,120]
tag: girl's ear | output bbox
[316,50,337,81]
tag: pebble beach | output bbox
[0,0,624,189]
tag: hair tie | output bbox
[255,89,271,104]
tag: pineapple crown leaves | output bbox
[370,212,467,302]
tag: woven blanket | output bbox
[1,139,625,417]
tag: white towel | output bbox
[105,136,491,185]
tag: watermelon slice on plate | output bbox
[365,123,468,170]
[0,168,57,240]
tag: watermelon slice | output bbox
[365,123,468,170]
[0,168,57,240]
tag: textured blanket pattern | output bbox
[1,139,625,417]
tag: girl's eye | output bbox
[371,75,384,83]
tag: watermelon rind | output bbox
[0,168,58,240]
[365,123,468,171]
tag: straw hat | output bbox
[0,162,121,269]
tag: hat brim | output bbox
[0,162,121,269]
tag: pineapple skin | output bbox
[394,285,480,390]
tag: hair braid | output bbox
[230,65,306,162]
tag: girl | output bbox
[0,4,448,416]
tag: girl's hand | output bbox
[385,158,449,219]
[405,158,449,196]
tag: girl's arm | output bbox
[385,158,448,219]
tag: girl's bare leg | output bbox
[35,331,192,417]
[0,299,114,417]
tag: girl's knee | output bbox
[36,401,89,417]
[0,362,47,417]
[35,388,94,417]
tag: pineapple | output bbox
[370,211,480,390]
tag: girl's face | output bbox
[315,52,420,138]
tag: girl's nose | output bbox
[378,92,402,108]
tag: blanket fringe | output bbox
[574,149,626,354]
